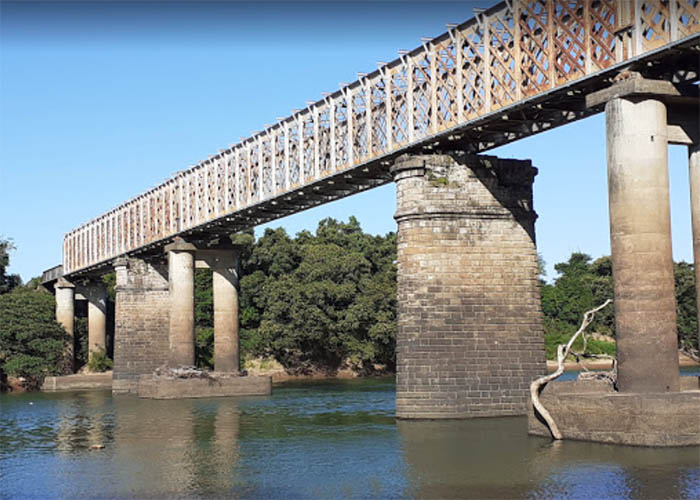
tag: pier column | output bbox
[212,253,240,373]
[392,152,545,419]
[55,277,75,371]
[605,96,679,393]
[690,142,700,347]
[113,256,170,393]
[84,282,107,360]
[165,238,196,367]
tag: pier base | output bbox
[528,382,700,447]
[137,373,271,399]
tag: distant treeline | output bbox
[0,226,697,389]
[194,217,397,374]
[540,252,697,359]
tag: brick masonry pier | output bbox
[112,257,170,393]
[393,152,546,419]
[108,241,270,397]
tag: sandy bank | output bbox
[546,352,699,372]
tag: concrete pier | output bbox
[165,238,196,367]
[605,96,680,393]
[84,283,107,359]
[690,142,700,342]
[212,254,240,373]
[529,77,700,447]
[55,278,75,371]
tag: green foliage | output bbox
[192,219,397,374]
[242,218,397,374]
[74,317,88,370]
[87,347,113,372]
[194,270,213,328]
[0,289,70,388]
[195,327,214,370]
[102,273,116,301]
[542,252,696,360]
[542,253,610,331]
[675,261,698,353]
[22,277,42,291]
[544,327,616,360]
[0,236,22,294]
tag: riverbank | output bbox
[546,352,699,372]
[2,353,698,393]
[244,356,392,382]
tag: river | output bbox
[1,376,699,499]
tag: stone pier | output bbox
[109,239,270,398]
[392,152,545,419]
[113,256,170,393]
[53,277,110,373]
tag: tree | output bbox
[542,251,697,360]
[0,289,70,389]
[0,236,22,294]
[248,218,397,373]
[675,261,698,357]
[189,219,399,373]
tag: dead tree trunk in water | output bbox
[530,300,612,440]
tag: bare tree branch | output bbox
[530,299,613,440]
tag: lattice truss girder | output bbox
[64,0,699,274]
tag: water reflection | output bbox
[398,418,700,499]
[1,379,698,499]
[55,391,113,453]
[108,396,242,498]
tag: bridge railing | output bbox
[62,0,700,275]
[41,264,63,285]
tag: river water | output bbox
[1,377,699,499]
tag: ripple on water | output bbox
[1,378,698,499]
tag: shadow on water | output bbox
[398,417,700,500]
[1,377,698,499]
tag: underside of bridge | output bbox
[41,1,700,444]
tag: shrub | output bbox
[74,317,88,370]
[86,347,113,372]
[0,290,70,389]
[195,327,214,370]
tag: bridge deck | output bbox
[60,0,700,279]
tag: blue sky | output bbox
[0,0,695,282]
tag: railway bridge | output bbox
[42,0,699,419]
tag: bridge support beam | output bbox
[690,142,700,351]
[528,78,700,446]
[194,248,242,373]
[55,278,76,372]
[165,238,196,368]
[605,96,680,393]
[113,256,170,393]
[392,153,545,419]
[212,254,240,373]
[79,282,108,362]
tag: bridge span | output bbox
[43,1,699,425]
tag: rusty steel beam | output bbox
[61,0,700,277]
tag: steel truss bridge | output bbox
[54,0,699,281]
